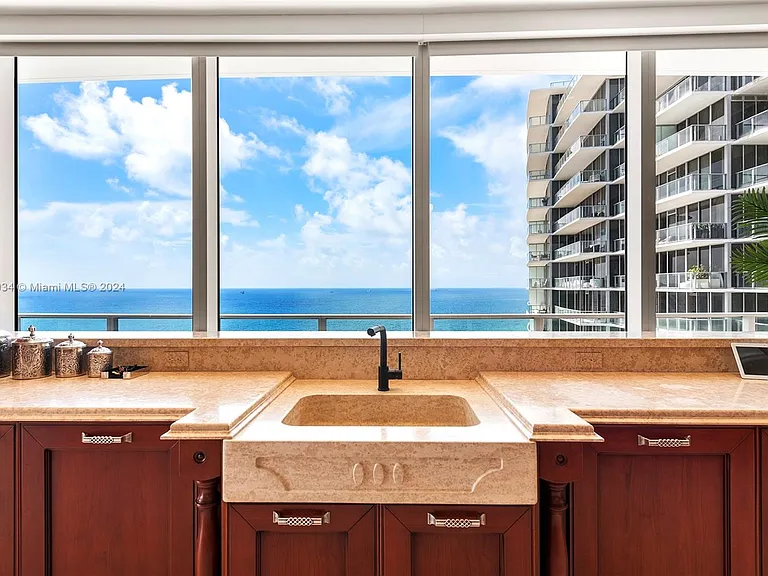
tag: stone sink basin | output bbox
[223,379,537,505]
[282,394,481,427]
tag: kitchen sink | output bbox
[282,394,481,427]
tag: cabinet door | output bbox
[20,423,194,576]
[383,504,534,576]
[574,426,757,576]
[0,425,13,576]
[227,503,375,576]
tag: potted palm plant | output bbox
[732,187,768,285]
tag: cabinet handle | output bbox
[272,511,331,527]
[427,512,486,529]
[637,434,691,448]
[81,432,133,445]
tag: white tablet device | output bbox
[731,343,768,380]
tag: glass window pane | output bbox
[218,57,413,331]
[431,52,626,332]
[17,57,193,331]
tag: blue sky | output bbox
[17,70,554,290]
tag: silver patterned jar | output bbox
[0,330,11,378]
[87,340,113,378]
[55,333,86,378]
[12,326,53,380]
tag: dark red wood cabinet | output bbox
[227,503,376,576]
[20,423,194,576]
[226,503,535,576]
[383,504,535,576]
[0,425,13,576]
[572,426,758,576]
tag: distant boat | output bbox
[240,291,244,294]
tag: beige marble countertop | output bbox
[480,371,768,441]
[0,371,293,439]
[223,379,537,504]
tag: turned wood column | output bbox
[180,440,223,576]
[544,481,569,576]
[538,443,584,576]
[195,479,221,576]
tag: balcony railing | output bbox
[655,173,726,202]
[613,274,626,288]
[528,251,551,263]
[736,162,768,189]
[554,240,608,260]
[554,134,608,174]
[656,271,726,289]
[735,109,768,140]
[656,222,727,244]
[563,98,608,131]
[613,125,626,145]
[528,142,550,154]
[527,197,549,209]
[549,79,573,88]
[553,276,607,289]
[554,169,609,204]
[613,237,625,251]
[528,115,547,128]
[529,278,550,288]
[655,124,727,157]
[528,169,549,181]
[612,163,625,181]
[610,89,625,110]
[554,204,607,231]
[656,76,727,114]
[529,221,550,235]
[612,200,625,216]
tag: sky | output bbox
[16,64,560,290]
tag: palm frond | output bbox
[733,187,768,239]
[731,241,768,284]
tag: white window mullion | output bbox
[191,56,220,333]
[0,58,15,331]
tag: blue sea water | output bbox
[17,288,530,332]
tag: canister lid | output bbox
[87,340,112,355]
[55,333,86,349]
[13,325,53,346]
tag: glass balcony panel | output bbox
[656,76,728,113]
[655,124,727,157]
[655,173,726,201]
[736,162,768,189]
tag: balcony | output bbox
[527,251,551,266]
[613,237,625,252]
[553,204,608,235]
[656,222,727,251]
[612,200,625,216]
[553,306,622,328]
[612,125,625,147]
[736,162,768,189]
[613,274,626,288]
[612,163,625,183]
[655,124,728,174]
[528,221,550,243]
[655,173,727,212]
[656,76,730,124]
[527,115,547,128]
[527,304,551,314]
[656,271,726,290]
[553,239,608,263]
[735,76,768,95]
[554,98,609,152]
[610,89,625,112]
[529,278,550,289]
[735,109,768,145]
[527,196,550,219]
[553,276,607,289]
[553,134,609,180]
[528,142,550,154]
[553,169,609,208]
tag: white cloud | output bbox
[221,207,259,228]
[260,112,307,136]
[313,78,354,115]
[24,81,284,198]
[333,95,411,152]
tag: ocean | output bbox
[17,288,531,332]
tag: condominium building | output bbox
[526,74,768,332]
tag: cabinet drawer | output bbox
[22,422,171,450]
[594,426,753,454]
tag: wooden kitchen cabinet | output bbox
[227,503,376,576]
[0,425,13,576]
[20,423,194,576]
[573,426,757,576]
[383,504,535,576]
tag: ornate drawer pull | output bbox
[427,512,486,529]
[81,432,133,445]
[637,434,691,448]
[272,511,331,527]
